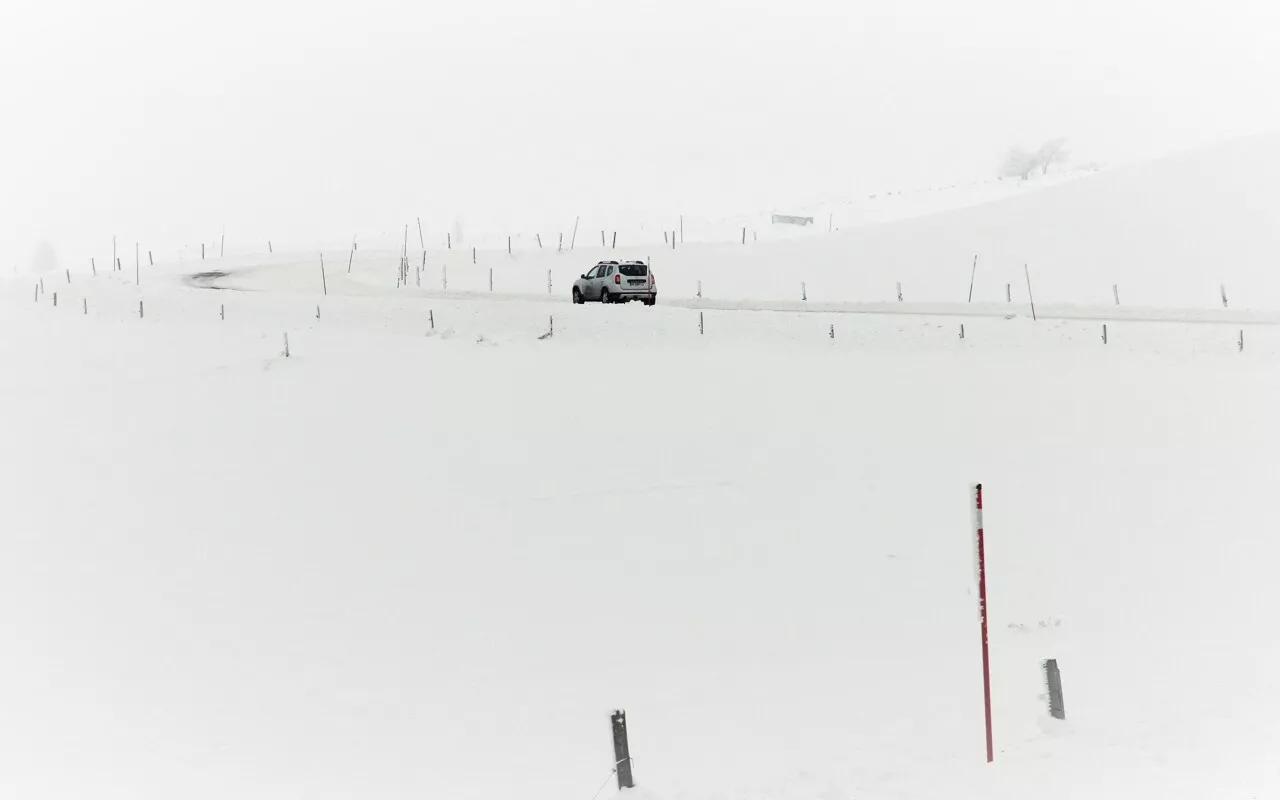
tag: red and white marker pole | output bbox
[974,483,994,763]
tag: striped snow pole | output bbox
[974,483,994,763]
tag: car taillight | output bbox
[648,274,654,287]
[614,274,621,284]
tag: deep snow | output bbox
[2,137,1280,800]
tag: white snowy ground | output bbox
[3,137,1280,799]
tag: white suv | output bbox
[572,261,656,305]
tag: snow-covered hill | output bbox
[130,134,1280,317]
[2,136,1279,800]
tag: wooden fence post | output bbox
[610,710,635,790]
[1044,659,1066,720]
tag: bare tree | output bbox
[1036,138,1069,175]
[1001,147,1039,181]
[1000,138,1070,180]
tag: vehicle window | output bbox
[606,266,615,276]
[585,266,599,279]
[619,264,648,277]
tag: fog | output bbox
[3,0,1278,263]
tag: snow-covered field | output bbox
[3,137,1280,799]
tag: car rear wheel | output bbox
[600,288,610,304]
[572,287,583,304]
[643,295,656,306]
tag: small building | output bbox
[771,214,814,227]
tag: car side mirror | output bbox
[580,274,587,279]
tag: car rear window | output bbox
[619,264,648,276]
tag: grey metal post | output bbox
[1044,659,1066,720]
[610,710,634,790]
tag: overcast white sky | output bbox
[2,0,1278,262]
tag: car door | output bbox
[599,264,615,298]
[582,265,600,299]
